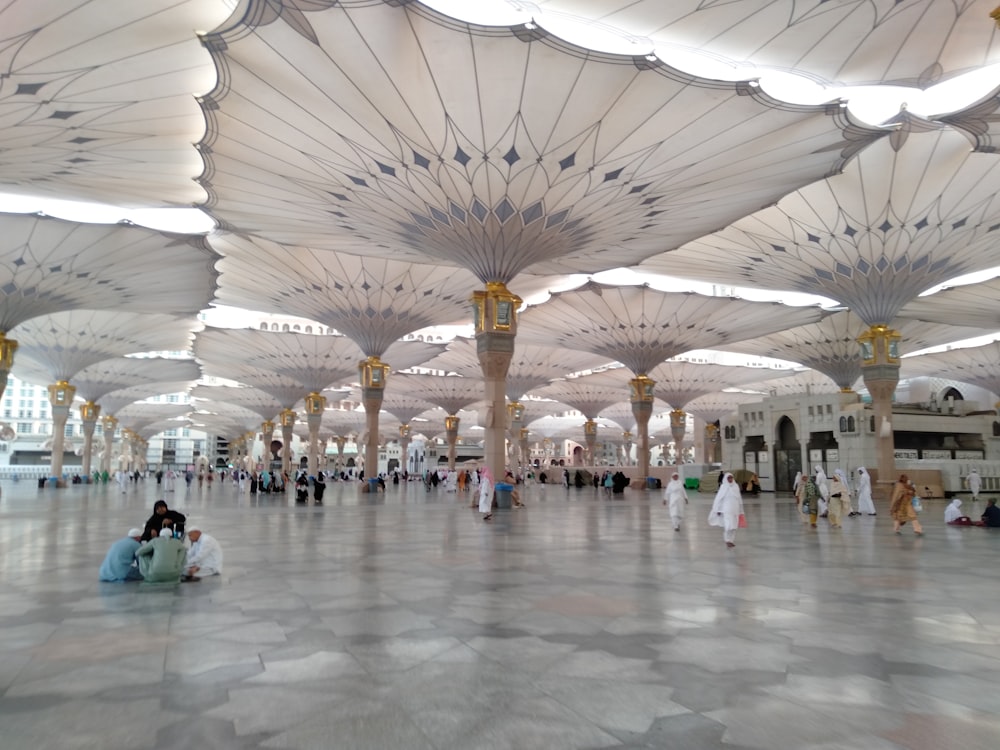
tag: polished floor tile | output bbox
[1,478,999,749]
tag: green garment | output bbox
[135,536,187,583]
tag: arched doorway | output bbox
[774,416,801,493]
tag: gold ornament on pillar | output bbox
[992,6,1000,26]
[102,414,118,433]
[279,409,297,428]
[507,401,524,426]
[305,391,327,415]
[0,332,17,370]
[629,375,655,403]
[669,409,685,429]
[359,355,389,389]
[519,427,530,441]
[444,415,460,433]
[79,401,101,422]
[399,424,411,439]
[584,419,598,436]
[47,380,76,407]
[857,324,901,365]
[471,281,522,335]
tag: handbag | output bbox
[738,513,747,528]
[912,496,923,513]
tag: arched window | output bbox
[292,324,300,332]
[869,415,876,433]
[282,324,290,332]
[839,416,848,432]
[259,322,268,330]
[271,323,279,331]
[305,326,312,334]
[847,416,856,432]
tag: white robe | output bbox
[478,476,494,513]
[663,478,687,527]
[708,476,744,541]
[186,533,223,576]
[944,499,963,524]
[856,469,876,514]
[967,471,982,499]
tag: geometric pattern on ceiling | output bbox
[425,336,616,401]
[526,1,1000,87]
[10,310,200,383]
[0,214,218,332]
[644,360,798,409]
[373,392,436,427]
[534,374,627,418]
[387,373,484,417]
[63,358,202,405]
[98,381,198,419]
[198,1,884,281]
[188,384,285,423]
[642,127,1000,325]
[211,234,480,354]
[113,402,191,433]
[0,0,230,205]
[718,310,992,390]
[517,281,829,375]
[194,328,367,395]
[900,339,1000,397]
[898,275,1000,329]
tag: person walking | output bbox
[966,468,982,503]
[478,466,495,522]
[708,472,744,548]
[662,471,689,531]
[889,474,923,536]
[856,466,876,515]
[828,469,851,529]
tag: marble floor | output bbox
[1,477,999,750]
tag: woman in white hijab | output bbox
[478,466,495,522]
[944,498,965,524]
[662,471,689,531]
[708,472,744,548]
[855,467,876,515]
[813,466,830,517]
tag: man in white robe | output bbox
[708,473,744,548]
[662,472,689,531]
[184,525,223,581]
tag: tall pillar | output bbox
[445,415,460,470]
[46,380,76,480]
[519,428,530,473]
[101,415,117,474]
[472,282,521,479]
[859,324,901,497]
[359,356,389,478]
[0,333,17,402]
[542,437,553,467]
[669,409,686,466]
[507,401,524,471]
[79,401,101,477]
[304,391,326,478]
[335,436,346,474]
[622,431,633,465]
[705,423,720,464]
[630,375,655,485]
[279,409,296,479]
[583,419,598,466]
[261,420,275,469]
[399,424,412,474]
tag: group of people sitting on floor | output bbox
[944,497,1000,527]
[98,499,223,584]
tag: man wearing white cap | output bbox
[98,527,144,582]
[135,528,187,583]
[184,525,223,581]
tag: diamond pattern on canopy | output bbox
[389,373,485,418]
[11,311,200,383]
[194,328,388,394]
[0,0,231,204]
[642,126,1000,326]
[0,214,218,332]
[900,340,1000,397]
[115,403,191,433]
[524,0,1000,87]
[188,385,284,422]
[12,357,200,405]
[371,392,436,427]
[426,337,616,400]
[212,236,482,355]
[324,408,367,437]
[898,276,1000,329]
[518,281,829,375]
[197,1,884,282]
[720,311,995,391]
[535,375,626,419]
[99,382,196,419]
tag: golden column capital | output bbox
[584,419,598,436]
[304,391,326,416]
[279,409,297,428]
[399,424,411,439]
[519,427,530,440]
[444,415,460,432]
[102,414,118,431]
[261,420,275,434]
[47,380,76,407]
[0,332,17,370]
[471,282,522,335]
[507,400,524,424]
[629,375,655,403]
[669,408,686,428]
[359,355,389,390]
[857,324,901,365]
[79,400,101,422]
